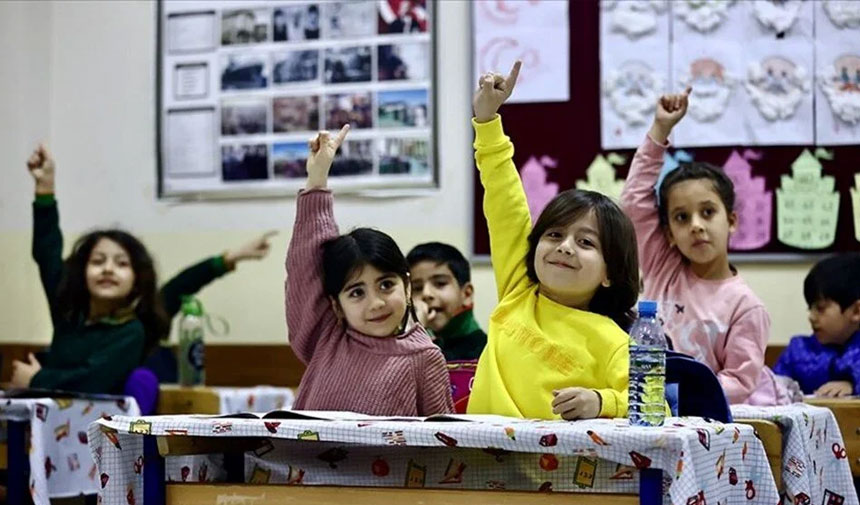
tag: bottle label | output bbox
[186,340,205,371]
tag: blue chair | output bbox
[123,367,159,415]
[665,351,732,422]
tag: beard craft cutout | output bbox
[823,0,860,29]
[675,0,735,33]
[680,58,734,122]
[602,0,667,38]
[744,56,810,120]
[604,60,664,126]
[819,54,860,124]
[752,0,803,34]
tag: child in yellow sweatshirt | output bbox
[467,62,640,420]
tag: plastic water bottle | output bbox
[178,296,205,386]
[628,300,667,427]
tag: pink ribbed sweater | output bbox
[286,189,453,416]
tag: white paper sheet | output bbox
[167,11,217,54]
[173,62,209,100]
[165,108,217,177]
[473,0,569,104]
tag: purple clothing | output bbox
[773,331,860,395]
[286,189,453,416]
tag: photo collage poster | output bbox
[159,0,435,198]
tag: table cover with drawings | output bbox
[88,413,780,505]
[0,396,139,505]
[731,404,859,505]
[163,385,295,482]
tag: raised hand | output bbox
[26,144,55,195]
[223,230,279,268]
[473,60,522,123]
[306,125,350,190]
[650,86,692,144]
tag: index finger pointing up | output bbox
[334,124,350,148]
[505,60,522,91]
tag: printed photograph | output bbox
[324,46,372,84]
[379,138,429,175]
[221,99,268,136]
[272,142,308,179]
[324,1,376,39]
[378,0,428,34]
[273,95,319,133]
[331,139,374,176]
[222,144,269,181]
[378,89,429,128]
[325,92,373,130]
[378,42,429,81]
[222,8,269,45]
[273,4,320,42]
[221,53,268,90]
[273,49,320,84]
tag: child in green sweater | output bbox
[11,145,274,393]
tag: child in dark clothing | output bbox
[407,242,487,361]
[774,253,860,397]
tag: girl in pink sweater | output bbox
[286,125,453,416]
[620,89,782,405]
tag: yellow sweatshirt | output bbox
[466,115,630,419]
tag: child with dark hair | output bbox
[621,88,779,405]
[407,242,487,361]
[10,145,278,393]
[774,253,860,397]
[467,62,640,420]
[286,125,453,416]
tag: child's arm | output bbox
[619,89,691,279]
[416,348,454,415]
[718,306,770,404]
[832,340,860,396]
[27,145,64,320]
[286,126,349,364]
[551,341,629,419]
[472,61,532,300]
[160,231,277,318]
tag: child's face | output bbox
[533,211,609,310]
[333,264,409,337]
[86,238,135,304]
[808,299,860,345]
[410,261,473,333]
[665,179,737,269]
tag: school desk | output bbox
[88,413,779,505]
[157,385,294,415]
[804,397,860,478]
[0,394,139,505]
[732,403,858,505]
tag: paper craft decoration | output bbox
[751,0,802,34]
[674,0,735,33]
[520,155,559,223]
[723,150,772,250]
[680,58,735,122]
[473,0,569,103]
[852,173,860,243]
[822,0,860,29]
[776,149,840,249]
[744,56,810,121]
[818,53,860,125]
[603,60,664,126]
[656,150,694,200]
[575,153,626,202]
[601,0,667,39]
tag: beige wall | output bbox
[0,0,814,347]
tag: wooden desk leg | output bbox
[143,436,166,505]
[640,468,663,505]
[7,420,29,505]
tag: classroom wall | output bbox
[0,0,814,348]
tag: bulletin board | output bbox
[156,0,437,199]
[471,0,860,260]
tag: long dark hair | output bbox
[322,227,416,329]
[55,230,170,350]
[526,189,640,329]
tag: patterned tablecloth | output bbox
[89,413,780,505]
[732,403,859,505]
[0,395,140,505]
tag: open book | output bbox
[216,410,521,424]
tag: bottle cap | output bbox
[181,296,204,316]
[637,300,657,317]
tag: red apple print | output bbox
[372,457,390,477]
[539,453,559,471]
[264,422,280,434]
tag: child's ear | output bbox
[601,278,611,288]
[727,211,739,234]
[848,300,860,324]
[663,226,677,249]
[329,296,344,321]
[461,282,475,307]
